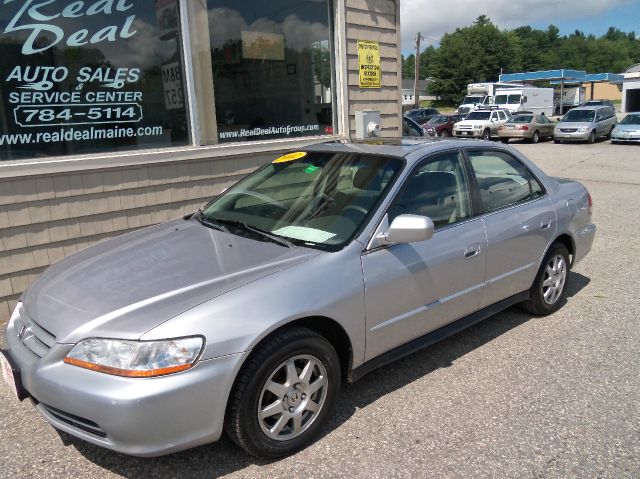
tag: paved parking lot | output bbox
[1,139,638,479]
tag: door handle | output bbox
[464,243,480,258]
[540,219,552,229]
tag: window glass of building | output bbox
[467,150,545,213]
[388,152,472,228]
[199,0,335,144]
[0,1,190,161]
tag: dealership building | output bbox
[0,0,403,321]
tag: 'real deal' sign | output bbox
[357,40,381,89]
[0,0,188,160]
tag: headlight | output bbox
[577,127,589,133]
[64,337,204,377]
[474,124,483,130]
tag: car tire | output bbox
[587,131,595,144]
[225,327,341,459]
[442,130,451,137]
[531,131,540,144]
[554,139,561,144]
[521,243,570,316]
[606,127,613,140]
[482,129,491,140]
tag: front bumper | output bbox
[611,132,640,143]
[3,314,248,457]
[554,130,591,141]
[453,129,482,138]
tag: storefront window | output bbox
[0,0,189,161]
[194,0,335,144]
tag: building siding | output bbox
[345,0,402,137]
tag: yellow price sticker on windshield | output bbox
[273,151,307,163]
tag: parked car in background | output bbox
[554,105,617,144]
[581,99,616,109]
[403,116,424,137]
[453,107,512,140]
[2,140,595,459]
[423,114,467,137]
[611,112,640,144]
[405,108,440,125]
[498,113,555,144]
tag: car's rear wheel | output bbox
[225,327,340,458]
[531,131,540,144]
[521,243,570,316]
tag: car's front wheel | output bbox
[482,129,491,140]
[521,243,570,316]
[225,327,340,458]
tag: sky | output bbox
[400,0,640,55]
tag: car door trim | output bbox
[349,290,531,383]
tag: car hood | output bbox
[614,124,640,133]
[22,219,320,343]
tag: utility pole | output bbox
[413,32,424,109]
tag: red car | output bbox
[423,114,467,137]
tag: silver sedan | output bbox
[1,140,596,459]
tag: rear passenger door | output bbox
[464,148,556,307]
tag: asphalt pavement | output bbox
[1,139,638,478]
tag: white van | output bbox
[493,87,554,116]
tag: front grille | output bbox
[13,309,56,358]
[560,128,577,133]
[40,404,107,438]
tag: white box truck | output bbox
[456,82,521,115]
[554,87,585,115]
[493,87,554,116]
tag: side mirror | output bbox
[384,214,434,244]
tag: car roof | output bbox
[569,105,605,111]
[302,138,501,163]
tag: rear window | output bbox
[511,115,533,124]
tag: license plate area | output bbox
[1,349,27,401]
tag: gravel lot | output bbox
[1,139,638,479]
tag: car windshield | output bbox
[465,111,491,120]
[562,109,595,123]
[199,152,403,251]
[510,115,533,124]
[620,114,640,125]
[461,96,481,104]
[427,115,448,124]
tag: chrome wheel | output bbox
[542,254,567,305]
[258,354,328,441]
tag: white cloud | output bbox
[401,0,633,52]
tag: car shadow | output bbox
[63,272,590,478]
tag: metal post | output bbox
[560,79,564,115]
[413,32,423,110]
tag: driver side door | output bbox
[362,150,487,360]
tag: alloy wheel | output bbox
[542,254,567,305]
[258,355,328,441]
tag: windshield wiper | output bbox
[206,217,293,248]
[196,215,229,232]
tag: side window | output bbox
[499,111,507,120]
[467,150,545,213]
[595,110,604,122]
[537,115,546,124]
[388,151,472,228]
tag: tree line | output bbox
[402,16,640,103]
